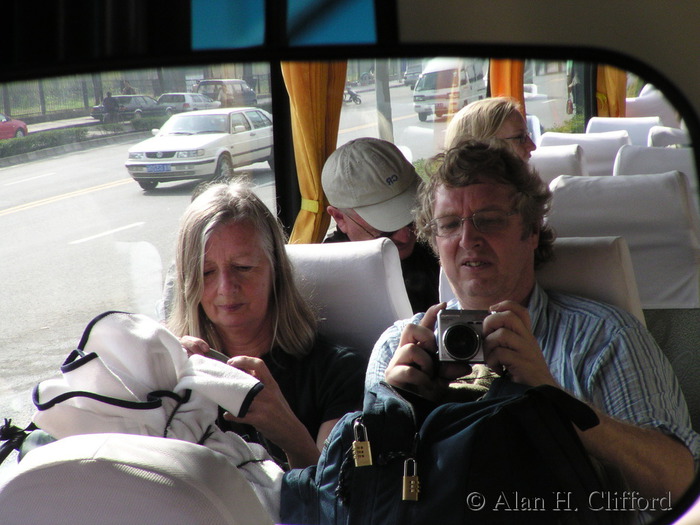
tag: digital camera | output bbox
[436,309,489,363]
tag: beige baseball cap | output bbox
[322,138,419,232]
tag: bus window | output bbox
[524,60,576,132]
[0,61,276,481]
[339,57,687,167]
[1,55,698,524]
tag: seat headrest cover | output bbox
[286,238,413,357]
[0,433,274,525]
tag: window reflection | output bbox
[0,62,275,481]
[0,60,697,521]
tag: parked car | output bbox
[125,107,273,190]
[90,94,164,122]
[156,92,221,116]
[402,64,422,89]
[194,79,257,107]
[0,113,27,139]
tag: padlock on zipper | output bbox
[352,419,373,467]
[402,458,420,501]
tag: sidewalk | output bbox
[0,129,150,169]
[24,83,403,134]
[6,85,405,168]
[26,116,97,134]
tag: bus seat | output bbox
[526,114,542,146]
[286,238,413,358]
[0,433,274,525]
[647,125,691,147]
[644,308,700,431]
[626,85,681,128]
[548,173,700,309]
[529,144,589,184]
[438,236,646,326]
[613,144,699,213]
[539,130,631,177]
[586,116,662,146]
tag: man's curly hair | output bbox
[415,139,555,268]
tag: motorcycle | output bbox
[343,87,362,104]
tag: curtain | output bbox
[489,59,526,113]
[596,65,627,117]
[281,61,347,244]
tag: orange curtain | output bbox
[489,59,526,113]
[281,61,347,244]
[596,65,627,117]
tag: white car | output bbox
[125,107,273,190]
[156,92,221,116]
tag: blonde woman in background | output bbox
[444,97,537,161]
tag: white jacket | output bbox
[31,311,283,520]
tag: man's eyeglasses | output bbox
[345,213,411,239]
[503,132,532,145]
[429,210,517,237]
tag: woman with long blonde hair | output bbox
[168,181,365,469]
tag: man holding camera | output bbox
[365,140,698,503]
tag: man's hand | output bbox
[385,303,470,400]
[482,301,557,387]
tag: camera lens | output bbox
[443,324,480,361]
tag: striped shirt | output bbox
[365,283,700,460]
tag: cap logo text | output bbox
[385,174,399,185]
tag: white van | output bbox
[413,57,488,122]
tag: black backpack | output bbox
[282,379,629,525]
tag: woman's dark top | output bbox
[218,335,367,468]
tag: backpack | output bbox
[281,380,629,525]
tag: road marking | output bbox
[339,113,415,134]
[4,172,56,186]
[0,178,132,217]
[69,222,145,245]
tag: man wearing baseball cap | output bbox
[322,137,440,313]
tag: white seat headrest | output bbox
[613,144,699,213]
[586,116,662,146]
[647,125,691,147]
[0,433,273,525]
[529,144,589,184]
[539,130,631,177]
[286,238,413,357]
[548,173,700,309]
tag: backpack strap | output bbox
[345,383,419,524]
[485,378,600,431]
[530,385,600,431]
[0,419,37,465]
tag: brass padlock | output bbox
[402,458,420,501]
[352,419,372,467]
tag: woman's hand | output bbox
[179,335,212,357]
[224,355,321,468]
